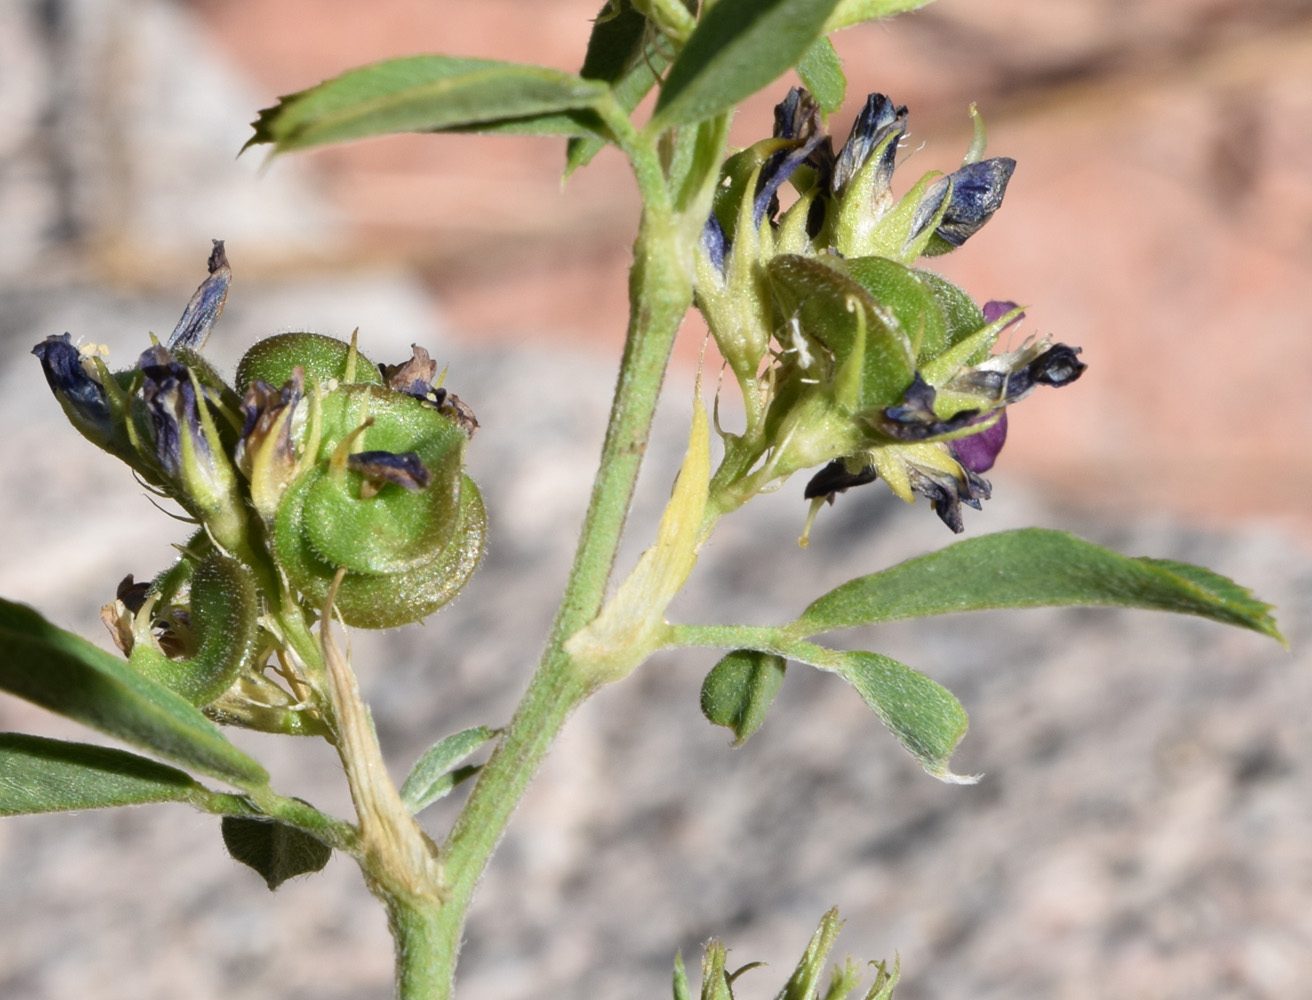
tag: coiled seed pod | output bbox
[237,333,485,628]
[128,553,260,707]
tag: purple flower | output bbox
[952,411,1007,474]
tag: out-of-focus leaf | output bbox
[245,55,610,154]
[0,733,203,815]
[567,0,670,173]
[794,529,1283,641]
[221,816,332,890]
[651,0,843,130]
[699,649,786,745]
[400,725,497,814]
[0,599,267,786]
[824,0,936,33]
[795,37,846,114]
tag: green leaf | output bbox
[0,599,268,787]
[0,733,204,816]
[651,0,843,130]
[673,951,693,1000]
[566,1,670,173]
[795,37,846,114]
[399,725,497,814]
[824,0,937,33]
[221,815,332,890]
[699,650,786,745]
[795,529,1283,641]
[829,651,970,781]
[245,55,610,154]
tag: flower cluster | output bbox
[33,243,484,726]
[693,89,1085,533]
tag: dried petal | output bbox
[381,344,439,398]
[167,240,231,352]
[804,460,878,501]
[753,89,827,229]
[347,450,432,495]
[832,93,906,194]
[931,158,1016,248]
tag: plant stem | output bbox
[388,143,695,998]
[388,893,449,1000]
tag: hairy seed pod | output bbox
[236,331,385,390]
[128,554,261,706]
[237,333,484,628]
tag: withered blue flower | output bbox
[921,158,1016,249]
[139,345,206,478]
[831,92,906,196]
[802,297,1085,533]
[167,240,231,352]
[32,333,112,440]
[347,450,432,497]
[752,88,827,229]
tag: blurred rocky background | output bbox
[0,1,1308,998]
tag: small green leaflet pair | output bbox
[694,528,1281,781]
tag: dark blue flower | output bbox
[32,333,112,440]
[920,158,1016,249]
[139,345,205,478]
[751,88,828,229]
[831,92,906,196]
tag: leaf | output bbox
[0,733,203,816]
[829,651,971,782]
[566,1,670,173]
[795,529,1283,641]
[795,37,846,114]
[824,0,937,33]
[651,0,843,130]
[672,952,692,1000]
[245,55,610,154]
[778,908,847,1000]
[699,650,786,745]
[399,725,497,814]
[0,599,267,787]
[221,816,332,890]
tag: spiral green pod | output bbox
[128,553,261,706]
[270,381,483,628]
